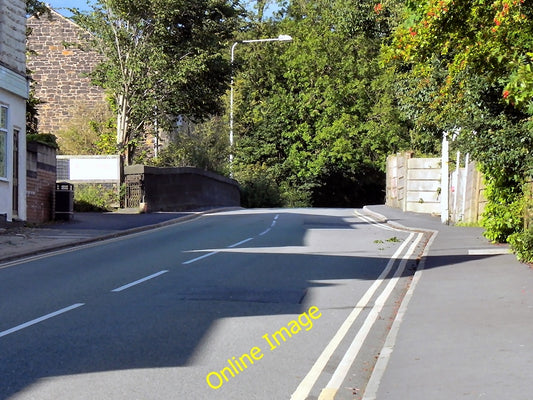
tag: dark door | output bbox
[12,129,19,217]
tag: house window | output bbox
[0,106,7,178]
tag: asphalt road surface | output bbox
[0,208,431,400]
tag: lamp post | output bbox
[229,34,293,172]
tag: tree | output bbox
[149,116,230,174]
[26,0,48,16]
[383,0,533,241]
[56,103,116,155]
[385,0,533,111]
[72,0,242,165]
[232,0,410,206]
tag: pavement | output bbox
[0,209,231,264]
[362,205,533,400]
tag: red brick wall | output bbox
[26,142,57,224]
[27,9,106,134]
[26,171,55,224]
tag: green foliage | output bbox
[279,180,313,208]
[383,0,533,145]
[450,92,531,245]
[150,116,229,175]
[74,184,119,212]
[234,164,283,208]
[72,0,242,164]
[386,236,401,243]
[382,0,533,248]
[26,0,49,16]
[508,228,533,263]
[386,0,533,104]
[26,133,59,149]
[233,0,409,207]
[25,86,42,136]
[57,104,116,155]
[480,178,524,243]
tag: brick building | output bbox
[0,0,28,223]
[27,8,106,135]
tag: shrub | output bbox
[26,133,59,149]
[280,181,312,208]
[56,103,116,155]
[480,178,523,243]
[74,184,118,212]
[149,116,229,176]
[508,229,533,263]
[234,165,283,208]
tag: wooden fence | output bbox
[386,152,486,224]
[386,152,441,215]
[449,157,487,224]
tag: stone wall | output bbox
[26,141,57,223]
[27,8,106,134]
[0,0,26,74]
[124,165,241,212]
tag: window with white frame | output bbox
[0,106,7,178]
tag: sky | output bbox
[46,1,92,16]
[46,1,277,18]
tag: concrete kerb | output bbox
[0,207,243,265]
[362,205,439,272]
[362,206,389,224]
[362,205,426,233]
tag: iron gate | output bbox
[125,174,144,208]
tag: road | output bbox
[0,208,431,400]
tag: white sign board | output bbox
[68,156,120,181]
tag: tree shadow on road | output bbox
[0,209,501,399]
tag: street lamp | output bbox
[229,34,293,172]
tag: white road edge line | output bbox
[362,229,437,400]
[290,232,416,400]
[182,251,219,265]
[318,233,424,400]
[183,214,278,262]
[0,303,85,338]
[111,270,168,292]
[227,237,254,248]
[182,238,254,264]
